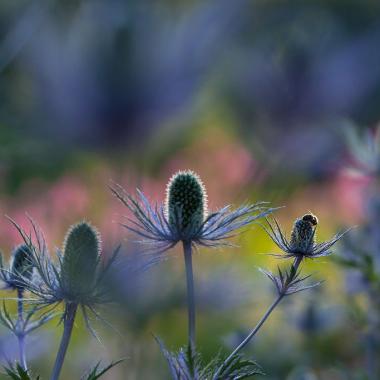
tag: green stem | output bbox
[16,288,27,371]
[183,240,195,350]
[50,303,78,380]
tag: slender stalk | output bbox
[183,240,196,350]
[50,303,78,380]
[213,294,283,379]
[16,288,27,371]
[213,257,303,379]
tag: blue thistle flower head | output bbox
[289,214,318,254]
[111,170,276,256]
[263,213,348,259]
[61,222,101,302]
[165,170,207,237]
[7,216,120,311]
[0,244,34,291]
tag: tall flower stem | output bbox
[213,257,302,379]
[50,302,78,380]
[183,240,196,351]
[16,288,27,371]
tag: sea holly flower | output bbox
[61,222,102,303]
[0,244,54,371]
[7,218,118,309]
[7,217,121,380]
[111,170,274,252]
[213,213,348,379]
[111,170,274,371]
[263,213,348,259]
[0,244,33,291]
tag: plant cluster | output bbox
[0,170,347,379]
[112,170,346,379]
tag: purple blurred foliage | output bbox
[0,0,246,149]
[196,268,251,312]
[2,1,378,171]
[223,3,380,124]
[295,298,340,335]
[0,331,50,365]
[106,243,251,333]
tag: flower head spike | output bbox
[7,216,120,309]
[61,222,101,303]
[264,213,349,259]
[166,171,207,234]
[111,170,275,254]
[0,244,33,290]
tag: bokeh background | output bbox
[1,1,380,379]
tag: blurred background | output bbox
[1,0,380,379]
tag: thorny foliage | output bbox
[156,338,264,380]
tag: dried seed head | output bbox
[10,244,33,288]
[290,213,318,253]
[61,221,101,300]
[165,170,207,233]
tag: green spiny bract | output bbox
[10,244,33,289]
[165,171,207,234]
[290,214,318,254]
[61,221,101,302]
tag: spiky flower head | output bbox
[0,244,34,290]
[111,171,275,254]
[165,171,207,235]
[61,221,101,301]
[289,214,318,254]
[263,213,348,259]
[10,244,33,289]
[7,215,121,326]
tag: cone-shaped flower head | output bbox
[264,212,348,259]
[111,169,275,254]
[61,222,101,301]
[289,214,318,254]
[8,216,120,310]
[9,244,33,289]
[166,171,207,235]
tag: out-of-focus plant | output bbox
[4,218,122,380]
[337,126,380,379]
[0,244,54,374]
[345,126,380,177]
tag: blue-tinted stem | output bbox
[50,303,78,380]
[213,294,283,379]
[17,288,27,371]
[213,257,302,379]
[183,240,195,350]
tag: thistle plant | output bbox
[111,170,274,371]
[334,125,380,379]
[0,244,54,373]
[7,217,121,380]
[263,214,348,259]
[212,213,347,379]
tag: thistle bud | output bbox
[165,171,207,234]
[10,244,33,288]
[290,214,318,253]
[61,221,101,300]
